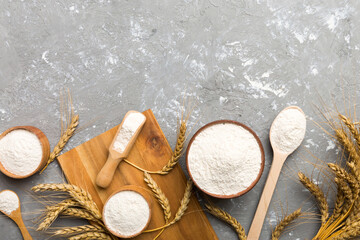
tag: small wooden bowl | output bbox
[102,185,152,238]
[186,120,265,199]
[0,126,50,179]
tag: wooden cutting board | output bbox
[58,109,218,240]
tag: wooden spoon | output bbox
[0,190,32,240]
[0,126,50,179]
[96,111,146,188]
[247,106,306,240]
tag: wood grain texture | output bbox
[58,109,218,240]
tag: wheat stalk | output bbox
[69,232,113,240]
[41,114,79,173]
[298,172,329,225]
[144,172,171,222]
[205,202,246,240]
[32,183,101,219]
[272,208,301,240]
[53,225,104,236]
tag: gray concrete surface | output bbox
[0,0,359,239]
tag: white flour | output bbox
[188,123,262,196]
[103,190,150,237]
[270,108,306,154]
[0,129,43,176]
[113,112,146,153]
[0,190,19,215]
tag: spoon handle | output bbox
[14,217,32,240]
[96,154,122,188]
[247,152,287,240]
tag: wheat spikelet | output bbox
[335,128,360,165]
[298,172,329,225]
[144,172,171,222]
[53,225,104,236]
[32,183,101,219]
[205,203,246,240]
[332,221,360,240]
[157,121,186,174]
[339,114,360,148]
[38,199,77,231]
[69,232,113,240]
[272,208,301,240]
[41,114,79,173]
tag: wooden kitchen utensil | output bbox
[0,190,32,240]
[96,111,146,188]
[247,106,306,240]
[58,109,218,240]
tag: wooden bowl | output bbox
[102,185,152,238]
[0,126,50,179]
[186,120,265,199]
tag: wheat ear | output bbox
[339,114,360,147]
[205,203,247,240]
[32,183,101,219]
[62,208,100,222]
[144,172,171,222]
[38,199,77,231]
[335,128,360,166]
[53,225,104,236]
[41,114,79,173]
[272,208,301,240]
[157,120,187,174]
[298,172,329,225]
[144,179,193,233]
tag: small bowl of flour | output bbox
[0,126,50,179]
[186,120,265,198]
[103,185,152,238]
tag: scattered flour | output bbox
[187,122,262,196]
[0,129,43,176]
[270,108,306,154]
[0,190,19,215]
[103,190,150,237]
[113,112,146,153]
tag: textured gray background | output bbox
[0,0,359,239]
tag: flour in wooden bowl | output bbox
[103,190,150,238]
[187,122,263,197]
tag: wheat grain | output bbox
[272,208,301,240]
[32,183,101,219]
[205,203,246,240]
[41,114,79,173]
[144,172,171,222]
[298,172,329,225]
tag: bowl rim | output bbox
[186,120,265,199]
[102,185,152,238]
[0,126,50,179]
